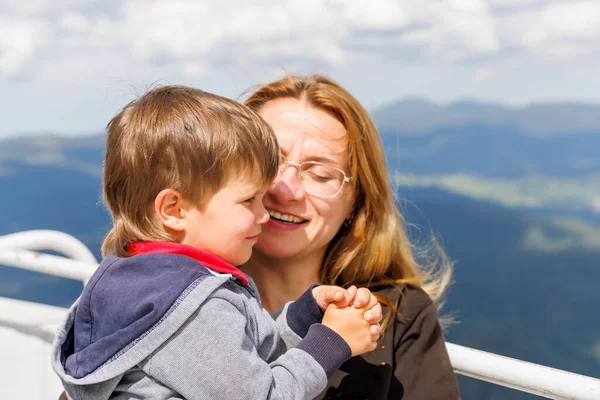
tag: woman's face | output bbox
[255,97,355,263]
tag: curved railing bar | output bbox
[0,248,96,282]
[0,230,97,264]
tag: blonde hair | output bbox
[102,85,279,257]
[245,75,453,329]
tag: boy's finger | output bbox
[369,324,381,336]
[347,285,357,297]
[326,287,344,301]
[365,293,379,310]
[344,285,357,304]
[328,287,349,306]
[365,303,383,322]
[353,287,370,308]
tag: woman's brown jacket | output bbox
[319,284,461,399]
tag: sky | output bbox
[2,0,600,138]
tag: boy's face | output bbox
[180,173,270,266]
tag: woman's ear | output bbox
[154,189,188,232]
[343,205,356,227]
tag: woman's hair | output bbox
[102,85,279,257]
[244,74,453,329]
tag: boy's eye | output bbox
[243,197,255,204]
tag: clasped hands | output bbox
[313,285,382,356]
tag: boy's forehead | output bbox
[226,168,267,189]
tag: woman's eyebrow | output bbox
[281,154,338,164]
[280,152,341,165]
[305,155,339,165]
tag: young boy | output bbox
[51,85,381,400]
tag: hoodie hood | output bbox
[51,242,248,398]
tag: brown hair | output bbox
[245,75,453,329]
[102,85,279,257]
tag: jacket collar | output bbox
[128,241,249,285]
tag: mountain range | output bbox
[373,98,600,137]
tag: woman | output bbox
[242,74,460,399]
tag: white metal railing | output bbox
[447,343,600,399]
[0,230,97,264]
[1,230,599,399]
[0,247,96,282]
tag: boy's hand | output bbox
[322,301,381,356]
[312,285,357,311]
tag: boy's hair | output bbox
[101,85,280,257]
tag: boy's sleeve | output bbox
[142,296,351,400]
[272,285,324,348]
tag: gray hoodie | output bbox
[51,242,351,399]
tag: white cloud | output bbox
[396,0,499,61]
[0,0,84,15]
[118,0,347,67]
[73,0,503,72]
[525,1,600,42]
[2,0,600,79]
[0,0,50,15]
[474,67,495,82]
[487,0,543,8]
[339,0,409,30]
[9,0,600,81]
[0,17,52,76]
[1,0,600,137]
[520,1,600,59]
[60,11,90,32]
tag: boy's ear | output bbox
[154,189,188,232]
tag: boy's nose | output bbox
[257,203,270,224]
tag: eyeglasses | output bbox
[277,158,352,198]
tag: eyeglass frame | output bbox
[277,158,353,198]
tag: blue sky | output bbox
[2,0,600,138]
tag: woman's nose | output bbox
[269,167,306,202]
